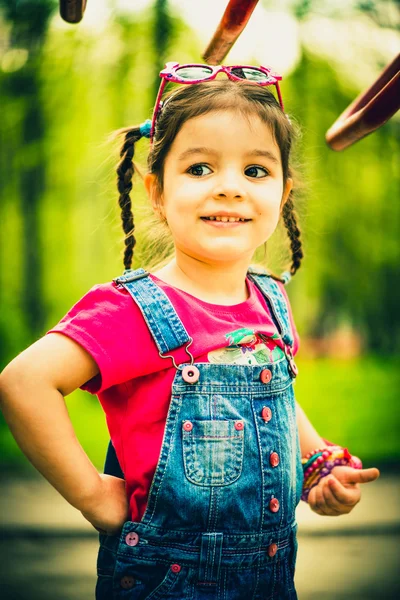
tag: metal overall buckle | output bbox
[159,338,200,384]
[284,344,298,378]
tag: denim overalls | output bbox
[96,266,303,600]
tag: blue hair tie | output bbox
[280,270,292,285]
[139,119,152,139]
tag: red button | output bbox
[182,365,200,383]
[234,421,244,431]
[261,407,272,422]
[183,421,193,432]
[270,452,280,467]
[125,532,139,546]
[120,576,135,589]
[260,369,272,384]
[267,543,278,557]
[269,498,280,513]
[171,564,181,573]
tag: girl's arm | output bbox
[0,333,102,509]
[295,400,328,456]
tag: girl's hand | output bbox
[80,474,129,535]
[307,466,380,516]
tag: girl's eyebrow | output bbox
[178,147,217,161]
[177,147,279,164]
[246,150,280,164]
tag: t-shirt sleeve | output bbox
[46,282,153,394]
[276,281,300,356]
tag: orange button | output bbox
[261,407,272,422]
[270,452,280,467]
[183,421,193,432]
[120,576,135,590]
[235,421,244,431]
[267,543,278,557]
[260,369,272,384]
[269,498,280,513]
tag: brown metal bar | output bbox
[326,53,400,151]
[59,0,87,24]
[202,0,260,65]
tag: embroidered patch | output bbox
[208,328,284,365]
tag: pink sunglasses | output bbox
[150,61,284,142]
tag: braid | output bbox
[282,193,303,276]
[116,128,142,270]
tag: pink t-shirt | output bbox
[47,273,299,521]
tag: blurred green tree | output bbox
[0,0,57,346]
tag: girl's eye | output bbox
[245,165,269,178]
[187,164,212,177]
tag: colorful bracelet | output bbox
[301,445,362,503]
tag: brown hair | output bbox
[116,79,303,281]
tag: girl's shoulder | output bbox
[64,279,135,314]
[46,279,157,395]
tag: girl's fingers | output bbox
[309,476,360,515]
[328,476,360,506]
[352,467,380,484]
[308,482,321,512]
[308,485,318,509]
[332,466,380,485]
[307,466,380,515]
[322,478,349,515]
[316,478,340,517]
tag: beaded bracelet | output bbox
[301,444,362,503]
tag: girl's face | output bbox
[145,109,293,267]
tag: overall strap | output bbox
[246,266,294,347]
[113,268,190,355]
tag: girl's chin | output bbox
[191,245,254,263]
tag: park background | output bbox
[1,0,399,472]
[0,1,399,599]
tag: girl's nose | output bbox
[212,172,246,200]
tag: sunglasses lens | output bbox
[231,67,270,82]
[175,65,214,80]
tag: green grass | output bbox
[1,355,399,473]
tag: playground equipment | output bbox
[325,53,400,151]
[202,0,259,65]
[58,0,399,150]
[59,0,87,24]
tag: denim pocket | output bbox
[113,559,185,600]
[145,565,183,600]
[182,419,244,486]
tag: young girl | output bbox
[0,62,380,600]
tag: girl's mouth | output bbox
[201,216,251,227]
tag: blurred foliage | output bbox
[274,0,400,29]
[0,0,399,466]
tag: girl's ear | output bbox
[143,173,158,209]
[144,173,165,218]
[280,177,293,212]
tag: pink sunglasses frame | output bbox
[150,61,284,142]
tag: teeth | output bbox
[206,216,245,222]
